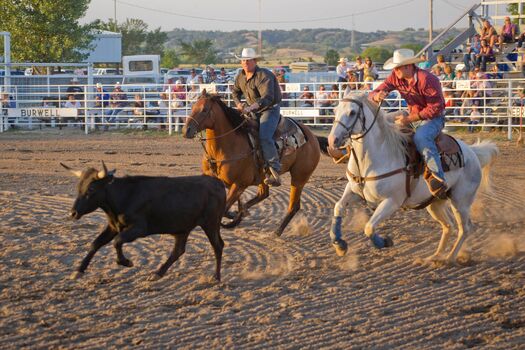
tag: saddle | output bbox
[404,130,464,179]
[245,115,307,159]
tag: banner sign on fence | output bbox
[198,84,216,93]
[285,83,302,92]
[511,107,524,117]
[7,108,78,118]
[454,80,471,90]
[281,108,320,117]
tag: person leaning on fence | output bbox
[105,83,128,128]
[299,85,314,107]
[315,84,331,117]
[369,49,448,199]
[232,47,283,187]
[66,77,84,101]
[363,56,379,81]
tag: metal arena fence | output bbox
[1,78,525,139]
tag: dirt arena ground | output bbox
[0,129,524,349]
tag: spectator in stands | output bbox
[315,84,331,116]
[431,65,445,80]
[336,57,350,82]
[276,72,289,107]
[95,83,110,108]
[1,92,15,115]
[186,82,201,107]
[489,64,503,79]
[480,19,498,49]
[188,68,199,84]
[216,67,229,92]
[299,85,314,107]
[132,94,160,130]
[66,77,84,102]
[363,57,379,81]
[64,93,81,109]
[443,88,460,120]
[476,39,495,71]
[516,31,525,49]
[329,84,340,112]
[351,56,366,82]
[418,53,431,70]
[463,33,481,72]
[197,74,205,86]
[442,65,455,89]
[432,54,447,71]
[106,83,128,128]
[498,16,517,51]
[346,69,359,89]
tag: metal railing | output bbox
[1,79,525,139]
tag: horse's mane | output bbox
[353,92,410,158]
[205,93,246,129]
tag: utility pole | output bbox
[114,0,118,32]
[429,0,433,44]
[351,14,355,51]
[258,0,262,57]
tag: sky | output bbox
[82,0,497,32]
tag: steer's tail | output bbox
[470,139,499,192]
[317,136,330,156]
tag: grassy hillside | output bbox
[166,27,463,63]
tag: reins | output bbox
[339,97,411,199]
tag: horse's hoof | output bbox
[70,271,84,280]
[147,272,163,281]
[118,258,133,267]
[274,229,283,237]
[224,211,237,219]
[332,239,348,257]
[371,234,392,249]
[384,236,394,248]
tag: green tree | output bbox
[0,0,95,62]
[179,39,217,64]
[94,18,167,55]
[507,3,525,24]
[161,48,180,68]
[324,49,339,66]
[360,47,392,64]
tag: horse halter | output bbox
[337,98,380,141]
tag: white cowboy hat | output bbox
[383,49,423,70]
[235,48,261,60]
[338,57,348,63]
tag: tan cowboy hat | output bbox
[338,57,348,63]
[383,49,423,70]
[235,47,262,60]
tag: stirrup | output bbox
[264,167,281,187]
[427,176,448,199]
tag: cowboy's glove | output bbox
[243,102,260,114]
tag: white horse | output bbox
[327,92,499,264]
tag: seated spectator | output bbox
[1,92,16,115]
[417,53,431,70]
[329,84,340,110]
[431,65,445,80]
[132,94,159,129]
[363,57,379,81]
[361,76,375,91]
[64,94,81,109]
[346,69,359,89]
[475,39,494,71]
[432,54,447,71]
[336,57,350,82]
[106,83,128,127]
[443,88,460,119]
[498,16,517,51]
[480,19,498,48]
[299,86,314,107]
[350,56,365,82]
[464,34,481,72]
[442,65,455,88]
[277,72,289,107]
[488,64,503,79]
[315,84,331,115]
[66,77,84,101]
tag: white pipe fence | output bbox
[1,78,525,139]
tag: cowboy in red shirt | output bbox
[369,49,448,199]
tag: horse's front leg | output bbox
[244,183,270,211]
[364,198,401,249]
[221,183,247,228]
[330,181,360,256]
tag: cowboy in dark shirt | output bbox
[232,48,282,186]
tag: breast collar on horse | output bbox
[187,111,255,176]
[338,98,412,199]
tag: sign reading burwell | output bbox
[7,108,78,118]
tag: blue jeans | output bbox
[259,105,281,172]
[413,115,446,181]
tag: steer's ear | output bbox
[60,162,82,178]
[97,161,116,179]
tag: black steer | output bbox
[61,161,226,282]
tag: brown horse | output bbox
[183,93,323,236]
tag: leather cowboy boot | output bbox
[426,174,448,200]
[264,167,281,187]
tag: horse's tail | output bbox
[317,136,330,156]
[470,139,499,192]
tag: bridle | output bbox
[187,97,253,175]
[336,97,380,141]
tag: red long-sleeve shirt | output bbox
[369,67,445,120]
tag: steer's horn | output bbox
[60,162,82,178]
[97,161,108,179]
